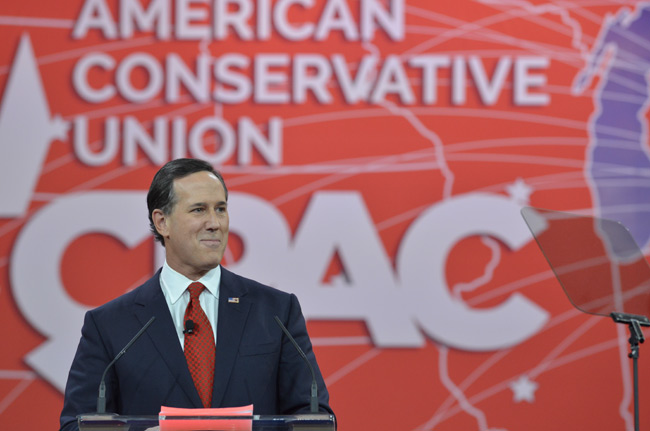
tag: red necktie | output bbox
[183,282,215,408]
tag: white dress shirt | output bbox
[159,261,220,349]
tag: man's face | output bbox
[153,171,229,280]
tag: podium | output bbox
[78,413,336,431]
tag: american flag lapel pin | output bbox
[228,297,239,303]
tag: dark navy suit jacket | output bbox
[59,267,332,431]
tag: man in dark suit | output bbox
[59,159,333,431]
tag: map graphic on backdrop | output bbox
[1,1,650,430]
[576,5,650,249]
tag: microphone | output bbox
[96,316,156,414]
[273,315,319,413]
[183,319,195,335]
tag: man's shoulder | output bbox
[89,271,161,317]
[221,267,292,301]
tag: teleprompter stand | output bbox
[522,207,650,431]
[611,312,650,431]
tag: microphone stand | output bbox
[274,316,319,413]
[611,312,650,431]
[97,316,156,414]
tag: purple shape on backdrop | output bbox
[575,6,650,249]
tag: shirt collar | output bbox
[160,261,221,305]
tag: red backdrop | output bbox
[1,1,650,430]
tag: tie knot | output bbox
[187,282,205,300]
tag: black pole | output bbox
[611,312,648,431]
[633,351,639,431]
[628,319,643,431]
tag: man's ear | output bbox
[152,209,169,238]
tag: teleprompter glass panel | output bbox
[521,207,650,318]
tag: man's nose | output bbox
[205,209,221,229]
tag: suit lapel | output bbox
[133,271,204,408]
[211,268,250,407]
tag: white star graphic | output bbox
[509,374,538,403]
[506,178,533,205]
[51,114,70,141]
